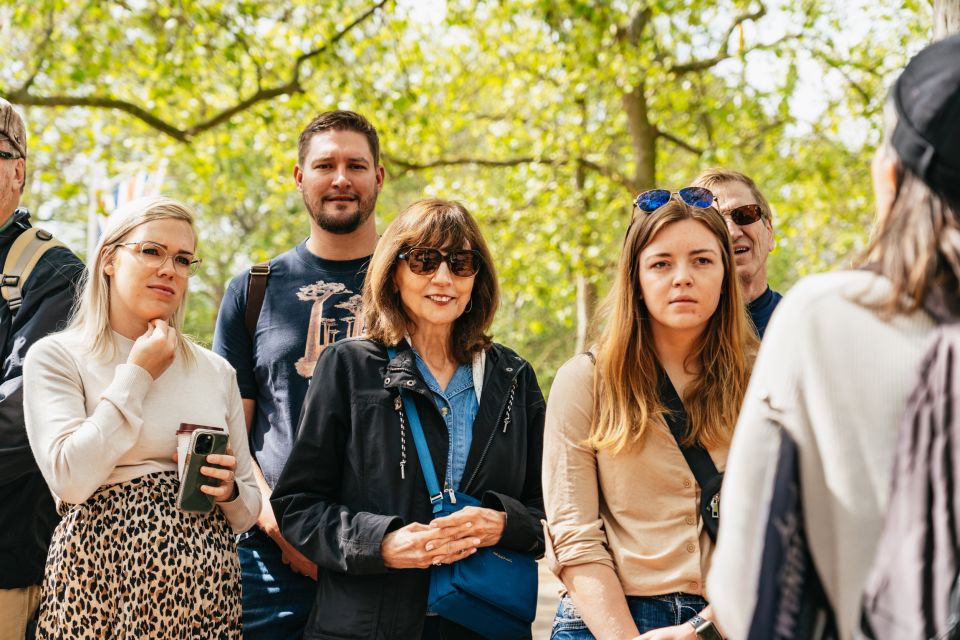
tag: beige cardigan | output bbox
[543,353,727,597]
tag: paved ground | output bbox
[533,560,563,639]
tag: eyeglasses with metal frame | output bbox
[115,241,202,277]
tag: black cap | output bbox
[890,33,960,209]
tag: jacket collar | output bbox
[381,340,527,494]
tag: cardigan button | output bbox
[384,377,391,384]
[505,367,514,372]
[406,380,415,386]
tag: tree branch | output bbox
[385,152,640,194]
[5,0,390,142]
[17,6,60,94]
[385,155,546,171]
[813,53,874,106]
[578,158,640,194]
[616,5,653,46]
[5,94,192,141]
[654,127,705,155]
[669,5,767,75]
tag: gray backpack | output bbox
[0,226,67,316]
[860,324,960,640]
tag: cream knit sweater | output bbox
[23,329,259,534]
[708,270,935,639]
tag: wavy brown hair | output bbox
[362,199,498,362]
[588,199,758,453]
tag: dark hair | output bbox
[693,168,774,223]
[297,110,380,167]
[362,199,499,362]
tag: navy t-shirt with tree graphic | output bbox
[214,242,369,489]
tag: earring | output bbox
[464,298,473,314]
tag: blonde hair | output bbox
[588,199,758,453]
[362,199,498,362]
[67,195,198,363]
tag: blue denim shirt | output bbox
[412,352,478,491]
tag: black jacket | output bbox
[0,209,84,588]
[272,338,546,640]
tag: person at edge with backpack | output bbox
[708,34,960,640]
[271,199,546,639]
[212,110,384,639]
[543,191,758,640]
[0,98,84,640]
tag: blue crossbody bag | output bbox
[389,349,537,640]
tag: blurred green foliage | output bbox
[0,0,931,391]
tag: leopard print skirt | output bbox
[37,471,241,639]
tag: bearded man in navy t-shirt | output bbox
[214,110,384,639]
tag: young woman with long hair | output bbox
[544,192,758,639]
[23,196,259,638]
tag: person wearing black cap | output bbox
[0,98,84,640]
[705,33,960,640]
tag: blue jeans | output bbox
[239,529,317,640]
[551,592,708,639]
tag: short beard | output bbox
[307,190,378,235]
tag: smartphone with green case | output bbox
[177,428,229,513]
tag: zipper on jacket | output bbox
[461,369,522,494]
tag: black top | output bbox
[0,209,84,588]
[748,286,783,338]
[271,338,546,639]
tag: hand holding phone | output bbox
[177,428,229,513]
[200,451,238,503]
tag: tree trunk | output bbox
[573,140,596,354]
[934,0,960,39]
[574,272,595,354]
[622,80,657,192]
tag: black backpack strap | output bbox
[245,262,270,338]
[658,373,721,489]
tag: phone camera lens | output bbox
[195,434,214,455]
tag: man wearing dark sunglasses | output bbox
[693,168,782,337]
[0,98,84,639]
[214,110,385,639]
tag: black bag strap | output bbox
[658,373,721,488]
[245,262,270,338]
[583,350,720,485]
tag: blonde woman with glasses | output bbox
[23,196,259,638]
[544,190,757,640]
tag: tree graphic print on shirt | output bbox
[295,282,365,377]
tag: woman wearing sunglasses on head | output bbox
[544,188,758,640]
[271,198,546,639]
[22,196,260,638]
